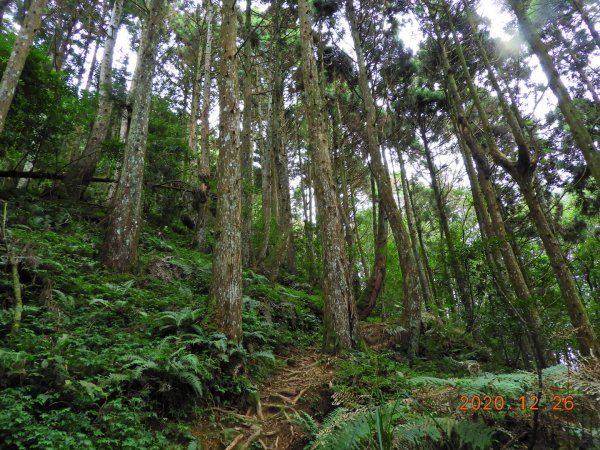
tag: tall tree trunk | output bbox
[456,114,551,367]
[50,10,80,72]
[199,0,214,180]
[440,15,599,358]
[299,0,359,353]
[408,178,438,304]
[0,0,47,133]
[420,126,474,328]
[85,42,100,91]
[508,0,600,185]
[519,178,600,357]
[570,0,600,51]
[300,138,317,284]
[100,0,166,273]
[399,150,435,309]
[255,91,273,267]
[63,0,125,199]
[188,6,206,172]
[335,94,360,296]
[552,28,600,104]
[358,196,388,320]
[267,51,293,279]
[212,0,243,342]
[241,0,255,267]
[436,20,552,366]
[346,0,421,355]
[192,0,215,252]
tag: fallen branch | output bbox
[212,407,258,423]
[225,433,245,450]
[0,171,194,192]
[239,429,262,450]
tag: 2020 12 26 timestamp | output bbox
[458,395,575,411]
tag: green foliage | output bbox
[0,198,316,448]
[396,415,495,450]
[0,33,92,171]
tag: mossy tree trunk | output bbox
[100,0,166,273]
[212,0,243,342]
[299,0,360,353]
[63,0,125,199]
[346,0,422,355]
[0,0,47,133]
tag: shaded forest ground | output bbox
[1,196,599,449]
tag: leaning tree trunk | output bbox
[212,0,243,342]
[436,22,552,366]
[519,179,600,358]
[0,0,47,133]
[508,0,600,185]
[299,0,360,353]
[441,14,599,359]
[63,0,125,199]
[346,0,421,355]
[100,0,166,273]
[570,0,600,52]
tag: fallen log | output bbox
[0,171,194,192]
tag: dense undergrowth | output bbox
[0,196,320,449]
[1,196,599,449]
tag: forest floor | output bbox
[193,347,335,450]
[2,197,599,449]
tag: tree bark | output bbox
[62,0,125,199]
[192,0,215,252]
[570,0,600,52]
[0,0,47,134]
[358,197,388,320]
[188,6,207,170]
[212,0,243,342]
[299,0,359,353]
[255,91,273,267]
[399,150,435,309]
[508,0,600,185]
[100,0,166,273]
[346,0,421,355]
[266,36,293,279]
[420,126,474,329]
[241,0,255,267]
[440,14,599,358]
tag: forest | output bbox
[0,0,599,448]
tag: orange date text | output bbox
[458,395,574,411]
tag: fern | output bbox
[294,411,319,441]
[409,376,454,387]
[410,372,534,398]
[312,402,407,450]
[122,340,214,400]
[396,415,495,450]
[155,307,204,335]
[249,350,275,364]
[163,257,193,276]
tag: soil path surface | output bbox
[192,347,335,449]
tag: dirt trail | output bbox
[192,347,335,449]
